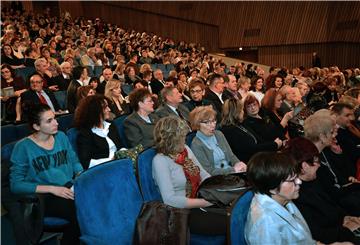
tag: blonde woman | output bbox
[153,116,227,235]
[104,79,131,117]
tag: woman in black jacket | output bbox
[74,94,124,169]
[220,97,282,162]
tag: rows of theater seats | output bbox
[1,112,253,245]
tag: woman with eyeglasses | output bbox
[190,105,247,176]
[183,79,214,112]
[245,151,316,244]
[74,95,124,169]
[284,137,360,244]
[123,88,159,148]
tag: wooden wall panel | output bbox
[58,1,83,18]
[79,1,219,51]
[259,43,360,69]
[103,1,360,48]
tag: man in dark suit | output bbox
[222,74,241,101]
[97,67,113,94]
[156,87,190,124]
[19,73,60,121]
[204,73,226,120]
[52,61,72,91]
[150,69,165,95]
[332,103,360,166]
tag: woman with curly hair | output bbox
[74,95,124,169]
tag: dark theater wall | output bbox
[42,1,360,68]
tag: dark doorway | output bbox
[225,49,258,63]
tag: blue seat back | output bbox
[66,128,79,155]
[14,123,31,140]
[1,141,17,162]
[229,190,254,245]
[186,131,196,147]
[113,114,129,148]
[53,91,67,110]
[1,124,18,145]
[74,159,143,245]
[56,113,74,132]
[136,147,162,202]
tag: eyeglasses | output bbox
[200,119,217,125]
[190,89,203,94]
[284,177,301,185]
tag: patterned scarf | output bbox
[170,148,201,198]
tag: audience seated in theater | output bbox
[52,61,72,91]
[284,137,360,244]
[261,88,294,139]
[150,69,165,95]
[97,66,113,94]
[66,66,87,113]
[220,98,282,163]
[331,103,360,166]
[249,75,265,105]
[245,152,316,244]
[243,94,287,142]
[190,105,247,175]
[40,46,60,77]
[34,58,58,92]
[1,64,27,121]
[76,85,96,103]
[304,110,360,216]
[18,73,60,122]
[267,74,284,91]
[89,76,100,92]
[152,116,227,235]
[324,76,340,105]
[124,66,141,86]
[80,47,100,68]
[124,88,159,148]
[9,103,83,245]
[74,94,124,169]
[155,86,190,123]
[204,73,226,122]
[222,74,241,101]
[237,76,251,100]
[183,79,214,112]
[112,62,126,81]
[296,80,310,105]
[104,78,131,118]
[278,85,296,116]
[1,44,25,69]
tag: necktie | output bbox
[37,92,48,105]
[176,108,192,131]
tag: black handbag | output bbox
[134,201,190,245]
[197,173,251,208]
[20,195,44,244]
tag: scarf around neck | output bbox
[170,147,201,198]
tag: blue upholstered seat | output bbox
[14,122,31,139]
[66,127,79,155]
[229,190,254,245]
[136,147,226,245]
[56,113,74,132]
[113,114,129,148]
[53,90,67,110]
[1,141,70,233]
[136,147,162,202]
[1,124,18,145]
[74,159,143,245]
